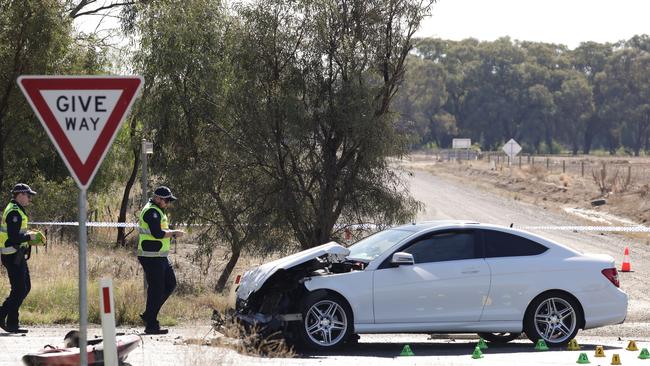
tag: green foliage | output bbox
[228,0,429,248]
[0,0,119,234]
[401,35,650,155]
[133,0,430,255]
[0,0,77,188]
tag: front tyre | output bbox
[524,291,582,346]
[297,291,352,351]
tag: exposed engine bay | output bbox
[231,247,365,339]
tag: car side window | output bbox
[402,232,477,264]
[482,230,548,258]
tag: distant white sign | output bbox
[502,138,522,158]
[452,138,471,149]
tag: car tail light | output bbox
[234,275,241,285]
[602,268,619,287]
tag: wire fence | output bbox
[434,150,650,181]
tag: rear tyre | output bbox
[477,332,521,343]
[297,291,352,351]
[524,291,582,346]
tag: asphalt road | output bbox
[1,166,648,365]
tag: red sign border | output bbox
[18,76,143,189]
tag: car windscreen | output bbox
[347,229,414,261]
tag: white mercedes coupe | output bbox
[234,221,628,350]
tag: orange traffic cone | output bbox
[621,246,631,272]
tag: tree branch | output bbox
[70,1,134,18]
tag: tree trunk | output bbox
[545,128,553,154]
[116,148,140,246]
[583,118,597,155]
[0,126,4,190]
[215,248,241,292]
[116,117,140,247]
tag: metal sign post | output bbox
[79,189,88,365]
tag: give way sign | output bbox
[18,76,143,189]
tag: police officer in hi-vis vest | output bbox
[0,183,40,333]
[138,186,184,334]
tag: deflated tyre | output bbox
[297,291,352,351]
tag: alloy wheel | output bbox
[304,300,348,347]
[533,297,577,344]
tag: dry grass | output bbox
[592,163,634,195]
[522,165,548,181]
[183,317,295,358]
[559,174,572,188]
[0,242,230,326]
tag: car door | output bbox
[479,229,550,321]
[373,230,491,323]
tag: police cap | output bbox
[154,186,177,201]
[12,183,37,196]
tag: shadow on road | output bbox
[297,341,624,358]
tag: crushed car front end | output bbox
[233,242,359,339]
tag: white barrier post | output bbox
[100,278,118,366]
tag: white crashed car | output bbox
[234,221,627,350]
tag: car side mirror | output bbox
[391,252,414,266]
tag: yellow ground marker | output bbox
[626,340,639,351]
[567,339,581,351]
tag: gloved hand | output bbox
[28,230,46,246]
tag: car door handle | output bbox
[461,268,479,274]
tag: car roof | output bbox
[387,220,580,256]
[391,220,481,232]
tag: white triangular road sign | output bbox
[18,76,143,189]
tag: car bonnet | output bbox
[236,242,350,301]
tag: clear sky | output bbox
[416,0,650,49]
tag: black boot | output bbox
[5,326,28,334]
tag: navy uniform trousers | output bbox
[0,253,31,328]
[138,256,176,329]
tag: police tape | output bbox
[29,222,650,233]
[522,225,650,232]
[31,221,138,228]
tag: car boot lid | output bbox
[236,242,350,301]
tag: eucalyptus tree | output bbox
[597,48,650,156]
[231,0,428,249]
[554,72,594,155]
[132,0,285,291]
[459,37,528,149]
[0,0,73,189]
[571,41,613,153]
[393,56,452,147]
[0,0,113,229]
[414,38,480,146]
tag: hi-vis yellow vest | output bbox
[0,202,28,255]
[138,202,170,257]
